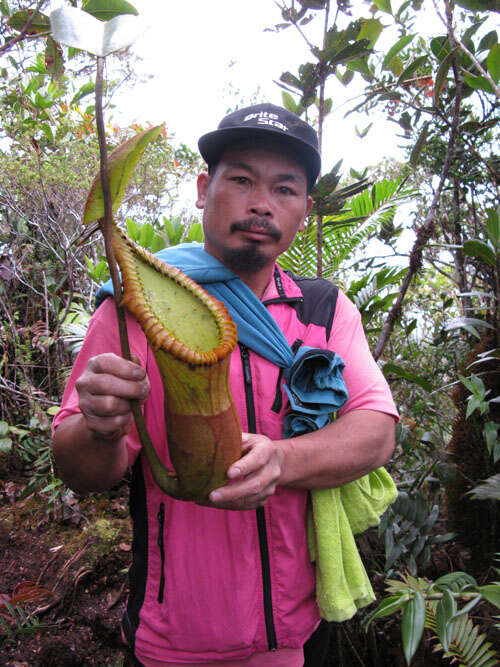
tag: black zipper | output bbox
[239,343,277,651]
[157,502,166,603]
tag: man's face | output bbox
[196,143,312,275]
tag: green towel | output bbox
[307,467,398,622]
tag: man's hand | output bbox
[200,433,285,511]
[75,352,150,442]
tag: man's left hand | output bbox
[199,433,285,511]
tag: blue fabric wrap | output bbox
[95,242,348,434]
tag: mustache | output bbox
[230,217,282,241]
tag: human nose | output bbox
[248,184,272,217]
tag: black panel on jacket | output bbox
[285,272,338,341]
[123,458,148,650]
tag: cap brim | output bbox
[198,126,321,188]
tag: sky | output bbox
[114,0,410,177]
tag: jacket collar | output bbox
[261,264,304,304]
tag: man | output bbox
[53,104,398,666]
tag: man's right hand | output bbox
[75,352,150,442]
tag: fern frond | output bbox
[426,601,498,666]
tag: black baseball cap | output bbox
[198,103,321,190]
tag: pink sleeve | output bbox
[329,291,399,421]
[52,298,147,466]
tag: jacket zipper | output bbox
[157,502,166,603]
[239,343,277,651]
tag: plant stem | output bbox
[94,57,177,496]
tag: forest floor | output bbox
[0,452,498,666]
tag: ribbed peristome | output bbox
[111,226,238,365]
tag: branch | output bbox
[0,0,46,56]
[373,1,463,361]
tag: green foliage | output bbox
[378,491,454,574]
[366,572,500,666]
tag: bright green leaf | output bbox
[401,593,425,665]
[463,239,496,266]
[150,234,166,253]
[83,125,163,224]
[70,81,95,106]
[186,222,204,243]
[46,406,60,416]
[138,222,154,248]
[382,34,415,70]
[373,0,392,13]
[126,217,139,240]
[487,43,500,83]
[281,91,298,113]
[357,18,383,48]
[368,595,409,625]
[82,0,138,21]
[463,74,495,94]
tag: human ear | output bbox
[196,173,210,210]
[298,195,313,232]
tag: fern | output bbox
[278,175,416,278]
[426,603,498,666]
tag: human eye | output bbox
[230,175,249,185]
[277,184,296,195]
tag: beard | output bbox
[220,244,270,273]
[213,217,283,274]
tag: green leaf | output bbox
[355,122,373,138]
[397,56,428,86]
[487,43,500,83]
[484,422,499,456]
[368,595,409,624]
[0,421,9,437]
[8,10,50,34]
[382,35,415,70]
[486,208,500,247]
[401,593,425,665]
[83,125,163,224]
[463,74,495,94]
[46,406,60,416]
[382,362,432,391]
[346,57,373,81]
[463,240,496,266]
[409,122,429,167]
[70,81,95,106]
[434,572,477,591]
[436,589,456,652]
[455,0,500,12]
[150,234,165,253]
[357,18,383,48]
[433,49,455,106]
[469,473,500,500]
[281,90,298,113]
[478,30,498,53]
[82,0,138,21]
[126,217,139,240]
[186,222,204,243]
[50,5,142,57]
[45,36,64,82]
[138,222,154,248]
[373,0,392,13]
[477,584,500,608]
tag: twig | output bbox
[373,1,463,361]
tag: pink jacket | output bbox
[54,266,398,663]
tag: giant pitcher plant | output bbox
[49,4,242,500]
[83,126,242,501]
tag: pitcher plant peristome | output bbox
[83,125,242,501]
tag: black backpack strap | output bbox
[284,271,338,340]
